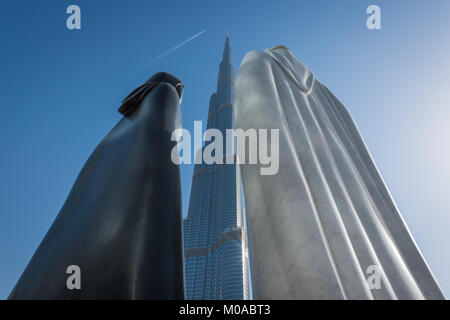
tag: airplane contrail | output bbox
[124,29,206,80]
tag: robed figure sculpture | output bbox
[234,46,445,300]
[9,72,185,299]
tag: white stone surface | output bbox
[234,46,445,300]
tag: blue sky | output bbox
[1,0,450,299]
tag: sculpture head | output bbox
[146,72,184,102]
[265,46,314,95]
[118,71,184,117]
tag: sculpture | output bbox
[234,46,445,299]
[9,72,185,299]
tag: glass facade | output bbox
[183,36,250,300]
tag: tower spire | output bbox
[223,33,231,63]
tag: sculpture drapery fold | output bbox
[9,72,185,299]
[234,47,445,300]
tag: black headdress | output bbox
[118,72,184,117]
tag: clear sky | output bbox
[1,0,449,299]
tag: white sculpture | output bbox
[234,46,445,299]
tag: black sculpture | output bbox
[9,72,185,299]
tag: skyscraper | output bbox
[182,35,250,300]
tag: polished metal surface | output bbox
[9,72,185,299]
